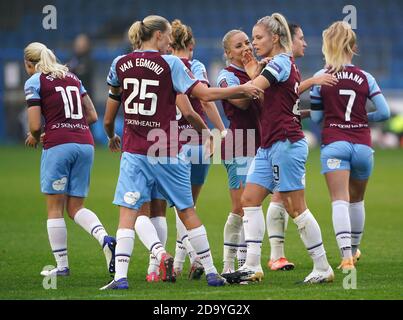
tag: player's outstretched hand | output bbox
[108,134,121,152]
[314,73,339,87]
[25,132,38,148]
[241,81,264,99]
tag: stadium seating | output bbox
[1,0,402,89]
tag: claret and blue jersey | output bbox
[259,53,304,148]
[245,52,308,193]
[217,64,261,189]
[24,71,93,149]
[107,50,202,211]
[24,71,94,197]
[310,64,390,179]
[107,50,199,156]
[310,64,389,147]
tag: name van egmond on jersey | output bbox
[119,58,164,75]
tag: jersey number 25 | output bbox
[124,78,159,116]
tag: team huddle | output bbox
[23,13,390,290]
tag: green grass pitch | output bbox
[0,146,402,300]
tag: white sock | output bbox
[175,208,197,264]
[349,201,365,255]
[47,218,68,270]
[74,208,108,246]
[148,217,168,274]
[237,225,247,269]
[150,217,168,246]
[293,209,330,272]
[332,200,352,259]
[188,225,217,274]
[135,215,166,262]
[243,206,265,267]
[114,228,135,281]
[223,213,243,271]
[174,236,187,271]
[174,208,188,270]
[266,202,288,261]
[182,235,197,263]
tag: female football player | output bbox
[143,19,227,282]
[310,21,390,270]
[222,13,334,284]
[24,42,116,278]
[169,19,227,279]
[216,30,261,274]
[101,15,262,289]
[258,23,338,272]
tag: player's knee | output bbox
[66,204,82,219]
[150,211,165,218]
[350,193,364,203]
[281,196,306,218]
[137,211,150,217]
[241,193,258,208]
[47,209,64,219]
[330,191,350,202]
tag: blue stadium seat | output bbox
[1,0,402,89]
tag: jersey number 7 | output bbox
[340,89,356,122]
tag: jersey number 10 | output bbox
[55,86,83,120]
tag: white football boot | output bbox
[302,266,335,284]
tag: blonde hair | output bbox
[222,29,245,63]
[256,13,292,53]
[24,42,68,79]
[222,29,244,52]
[322,21,357,72]
[170,19,195,51]
[128,15,169,49]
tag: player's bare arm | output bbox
[82,94,98,125]
[200,100,225,132]
[104,86,122,152]
[25,105,41,147]
[299,73,338,94]
[176,94,210,134]
[191,81,263,102]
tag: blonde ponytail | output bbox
[170,19,195,51]
[256,13,292,53]
[322,21,357,72]
[24,42,68,79]
[128,15,169,50]
[128,21,143,50]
